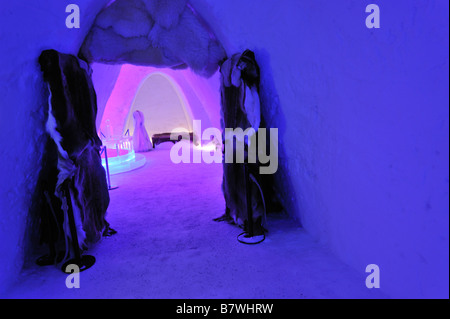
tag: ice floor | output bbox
[1,142,386,299]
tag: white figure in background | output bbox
[105,119,113,138]
[132,110,152,152]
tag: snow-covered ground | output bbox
[1,142,386,299]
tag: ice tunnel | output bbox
[0,0,448,300]
[90,62,222,175]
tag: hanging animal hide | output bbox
[218,50,267,234]
[38,49,111,253]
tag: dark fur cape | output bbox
[219,50,267,233]
[38,49,110,249]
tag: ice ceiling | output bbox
[80,0,226,77]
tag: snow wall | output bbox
[0,0,113,294]
[190,0,449,298]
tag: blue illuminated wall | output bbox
[190,0,449,298]
[0,0,112,293]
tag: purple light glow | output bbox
[96,64,222,138]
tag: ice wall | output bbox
[191,0,449,298]
[0,0,111,293]
[91,63,122,129]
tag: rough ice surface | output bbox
[80,0,226,77]
[0,0,448,298]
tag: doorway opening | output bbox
[78,0,228,233]
[94,64,217,176]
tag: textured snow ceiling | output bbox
[80,0,226,77]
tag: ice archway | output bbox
[101,71,194,138]
[123,72,194,137]
[80,0,226,142]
